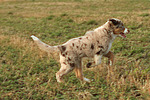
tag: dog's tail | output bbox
[31,35,60,53]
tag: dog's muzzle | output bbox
[120,28,130,38]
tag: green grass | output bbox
[0,0,150,99]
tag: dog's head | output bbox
[109,18,130,38]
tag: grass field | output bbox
[0,0,150,99]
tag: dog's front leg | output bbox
[86,55,103,68]
[74,67,90,83]
[94,55,103,66]
[104,51,114,66]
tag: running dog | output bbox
[31,18,130,83]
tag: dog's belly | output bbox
[77,47,95,58]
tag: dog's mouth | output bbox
[120,32,126,38]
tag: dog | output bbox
[31,18,130,83]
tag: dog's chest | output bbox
[104,41,112,54]
[104,33,116,54]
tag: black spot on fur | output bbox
[62,54,65,57]
[65,52,68,55]
[97,40,99,43]
[79,53,82,55]
[98,46,104,49]
[76,46,79,48]
[86,62,92,68]
[61,46,66,51]
[96,50,102,55]
[72,43,74,46]
[91,44,94,49]
[68,57,71,61]
[79,37,82,39]
[104,28,108,33]
[59,46,66,52]
[63,62,67,65]
[70,63,75,67]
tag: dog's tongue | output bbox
[120,32,126,38]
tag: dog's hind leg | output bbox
[56,55,75,83]
[56,63,74,83]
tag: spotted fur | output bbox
[31,18,130,83]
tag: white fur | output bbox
[31,35,39,41]
[84,78,90,83]
[94,55,103,65]
[105,43,112,55]
[105,32,117,55]
[109,60,113,66]
[111,32,117,40]
[124,28,128,34]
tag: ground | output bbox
[0,0,150,99]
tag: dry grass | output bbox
[0,0,150,99]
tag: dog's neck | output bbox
[94,21,117,40]
[102,21,112,29]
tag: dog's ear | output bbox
[109,18,119,25]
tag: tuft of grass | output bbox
[68,19,74,22]
[47,15,55,20]
[8,12,13,15]
[139,13,149,17]
[60,13,68,17]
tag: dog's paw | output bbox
[84,77,91,83]
[31,35,39,41]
